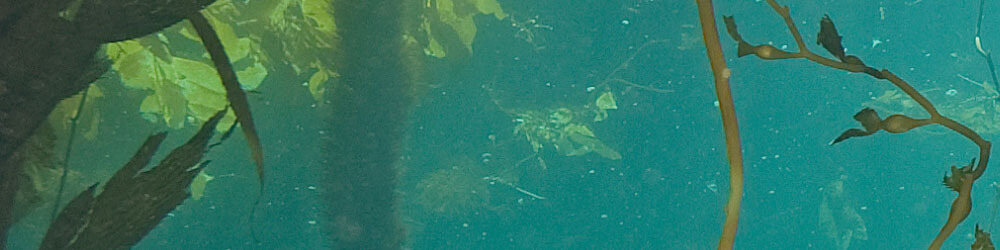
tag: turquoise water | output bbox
[8,0,1000,249]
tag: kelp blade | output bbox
[187,12,265,186]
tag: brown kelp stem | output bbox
[725,0,992,248]
[694,0,744,249]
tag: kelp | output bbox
[39,110,225,250]
[190,166,215,201]
[694,1,744,248]
[188,11,265,191]
[416,161,490,216]
[105,27,268,131]
[511,108,621,160]
[720,0,993,248]
[232,0,339,102]
[420,0,507,58]
[49,83,103,140]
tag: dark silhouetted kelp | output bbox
[187,11,265,188]
[38,111,224,250]
[187,12,267,243]
[0,0,215,244]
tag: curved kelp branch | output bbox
[187,12,265,187]
[695,0,744,249]
[724,0,992,249]
[39,110,225,250]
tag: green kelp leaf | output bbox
[567,133,622,160]
[237,62,268,89]
[549,108,574,125]
[301,0,336,34]
[190,170,214,201]
[596,92,617,110]
[108,41,158,89]
[553,137,584,156]
[181,14,252,62]
[421,19,448,58]
[562,124,622,160]
[173,58,240,131]
[434,0,474,53]
[594,91,617,122]
[307,67,331,101]
[49,83,104,140]
[428,0,507,56]
[562,123,595,137]
[137,82,188,129]
[471,0,507,19]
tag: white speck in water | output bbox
[621,20,630,25]
[307,186,316,190]
[946,89,958,96]
[308,220,317,225]
[462,223,469,227]
[601,214,608,219]
[713,100,720,107]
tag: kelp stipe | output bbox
[320,0,421,249]
[698,0,997,248]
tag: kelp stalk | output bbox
[694,0,744,249]
[322,0,417,248]
[725,0,993,248]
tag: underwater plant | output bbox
[697,0,998,248]
[416,163,490,216]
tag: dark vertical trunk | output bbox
[322,0,416,249]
